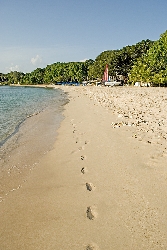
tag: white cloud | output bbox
[30,54,42,66]
[80,58,88,62]
[0,45,95,73]
[7,63,20,72]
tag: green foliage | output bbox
[4,31,167,86]
[29,68,45,84]
[129,30,167,86]
[1,38,154,85]
[43,60,93,83]
[5,71,25,85]
[0,73,8,84]
[88,39,153,80]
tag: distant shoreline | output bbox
[9,84,55,88]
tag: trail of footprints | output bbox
[71,119,166,249]
[71,119,99,249]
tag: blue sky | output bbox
[1,0,167,73]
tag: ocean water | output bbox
[0,86,67,146]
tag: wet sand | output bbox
[0,97,67,201]
[0,86,167,249]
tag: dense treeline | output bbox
[44,60,94,84]
[0,60,94,85]
[88,39,153,80]
[1,30,167,86]
[0,73,7,83]
[129,30,167,86]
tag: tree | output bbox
[129,30,167,86]
[6,71,25,84]
[43,61,92,83]
[28,68,45,84]
[88,39,153,80]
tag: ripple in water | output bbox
[0,86,66,146]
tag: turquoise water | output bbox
[0,86,66,146]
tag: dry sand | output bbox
[0,86,167,250]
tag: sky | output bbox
[0,0,167,73]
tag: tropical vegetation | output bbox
[1,30,167,86]
[129,30,167,86]
[0,60,94,85]
[88,39,153,81]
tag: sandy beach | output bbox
[0,85,167,249]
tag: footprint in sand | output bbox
[71,146,85,155]
[86,206,97,220]
[78,146,85,151]
[86,243,99,250]
[86,182,95,191]
[81,167,87,174]
[81,155,86,160]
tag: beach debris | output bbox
[111,121,135,128]
[17,185,21,189]
[27,111,40,118]
[85,140,90,145]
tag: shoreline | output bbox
[0,86,167,249]
[0,90,68,203]
[9,84,56,88]
[0,85,68,147]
